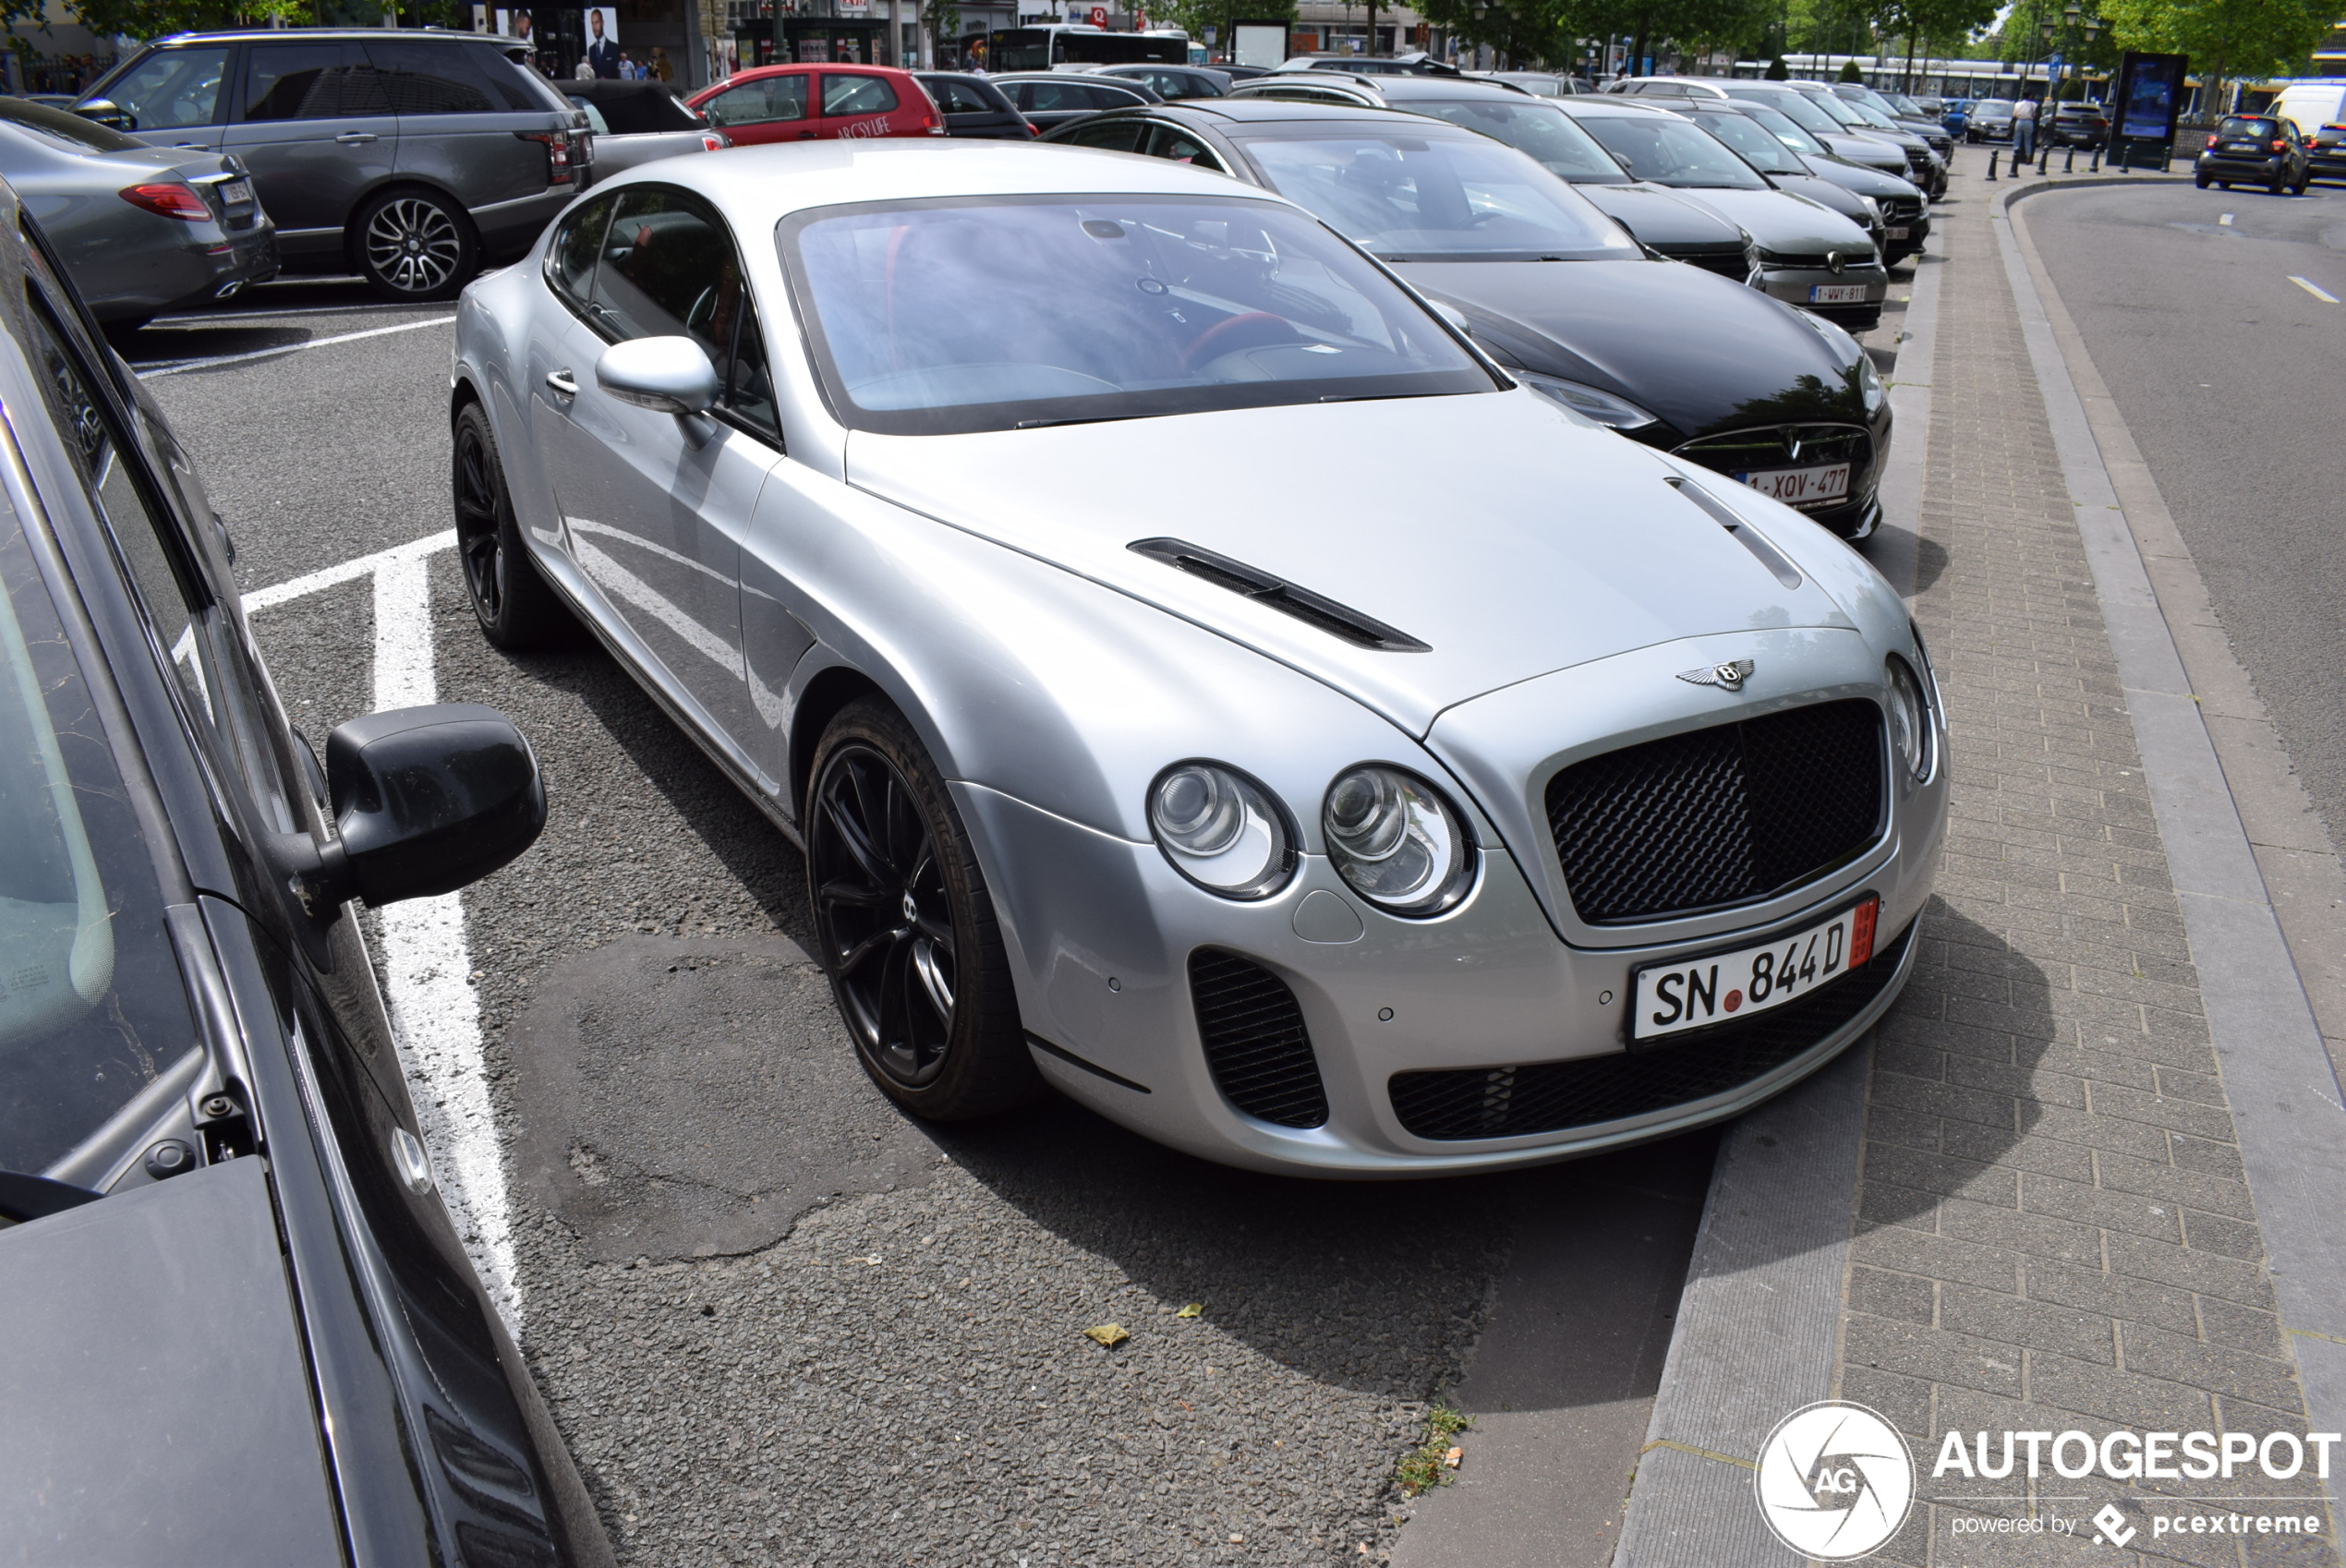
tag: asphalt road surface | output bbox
[2027,182,2346,850]
[127,274,1717,1567]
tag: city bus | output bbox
[984,24,1189,70]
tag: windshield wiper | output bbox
[1014,414,1152,430]
[0,1170,103,1224]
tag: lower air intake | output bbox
[1189,950,1329,1128]
[1389,920,1913,1140]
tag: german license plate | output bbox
[1809,283,1870,304]
[1732,461,1850,506]
[218,178,252,205]
[1632,897,1879,1042]
[1885,225,1909,239]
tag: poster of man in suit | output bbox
[586,8,623,78]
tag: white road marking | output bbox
[136,315,456,380]
[2289,275,2340,303]
[2220,212,2235,224]
[246,530,521,1329]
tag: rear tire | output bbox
[805,699,1039,1122]
[354,187,478,303]
[2195,174,2210,188]
[453,402,577,649]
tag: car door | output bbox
[92,42,230,151]
[816,71,901,139]
[538,185,780,755]
[223,41,397,247]
[698,71,812,145]
[365,39,548,215]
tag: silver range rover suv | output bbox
[75,29,588,302]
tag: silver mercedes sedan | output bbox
[449,139,1947,1176]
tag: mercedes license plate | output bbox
[1632,897,1879,1042]
[1885,225,1910,239]
[1809,283,1870,304]
[218,178,252,206]
[1732,461,1850,506]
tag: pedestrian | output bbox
[652,46,672,82]
[574,55,595,78]
[2013,94,2038,161]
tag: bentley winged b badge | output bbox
[1677,658,1754,692]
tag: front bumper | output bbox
[1758,263,1888,328]
[961,631,1947,1176]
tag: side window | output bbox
[822,75,898,116]
[98,45,229,131]
[546,192,614,311]
[240,42,383,122]
[592,188,778,444]
[21,289,296,828]
[934,79,991,115]
[363,40,498,115]
[1146,124,1223,170]
[1063,117,1142,151]
[705,74,806,127]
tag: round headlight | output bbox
[1886,656,1932,781]
[1148,762,1293,899]
[1322,766,1477,916]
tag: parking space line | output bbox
[2221,212,2235,225]
[2289,275,2340,303]
[136,315,455,380]
[245,531,519,1328]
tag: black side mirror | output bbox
[284,704,546,915]
[75,98,130,129]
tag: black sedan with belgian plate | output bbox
[0,179,607,1568]
[1045,100,1893,538]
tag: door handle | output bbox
[545,368,577,398]
[797,130,817,139]
[334,131,379,144]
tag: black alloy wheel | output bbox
[355,187,479,302]
[453,402,576,648]
[805,700,1037,1120]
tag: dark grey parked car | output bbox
[0,97,276,326]
[986,72,1157,134]
[913,72,1034,139]
[75,30,586,301]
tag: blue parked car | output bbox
[1942,99,1970,138]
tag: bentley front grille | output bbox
[1189,950,1329,1128]
[1673,423,1874,513]
[1546,698,1886,924]
[1389,920,1913,1140]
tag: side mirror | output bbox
[74,98,129,129]
[309,704,546,910]
[596,335,719,416]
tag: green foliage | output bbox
[1395,1405,1473,1498]
[39,0,305,44]
[1765,52,1788,75]
[1836,55,1862,78]
[1150,0,1295,49]
[2101,0,2330,91]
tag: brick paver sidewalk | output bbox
[1838,181,2339,1564]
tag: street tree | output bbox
[2100,0,2330,118]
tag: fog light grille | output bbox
[1189,950,1328,1128]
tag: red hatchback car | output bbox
[687,64,944,144]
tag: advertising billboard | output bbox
[2113,50,2188,144]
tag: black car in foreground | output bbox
[0,178,607,1566]
[2196,114,2310,193]
[1045,100,1893,538]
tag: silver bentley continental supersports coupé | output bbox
[449,139,1947,1176]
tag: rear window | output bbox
[2219,117,2280,139]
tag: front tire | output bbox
[355,187,478,302]
[453,402,576,649]
[806,699,1039,1121]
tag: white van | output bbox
[2269,80,2346,136]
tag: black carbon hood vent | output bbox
[1129,537,1430,653]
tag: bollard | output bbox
[2038,143,2051,175]
[1987,148,2000,179]
[2064,145,2075,172]
[2090,144,2101,172]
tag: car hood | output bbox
[0,1158,344,1561]
[1766,172,1871,223]
[1575,182,1745,248]
[1799,155,1919,199]
[844,391,1856,735]
[1391,258,1860,442]
[1666,187,1873,254]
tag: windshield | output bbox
[1803,91,1871,129]
[1726,87,1841,138]
[1234,129,1639,260]
[0,482,199,1179]
[1404,97,1626,182]
[1886,93,1925,115]
[1741,103,1826,156]
[1685,110,1805,175]
[1975,99,2012,114]
[1844,100,1904,131]
[781,194,1494,437]
[1571,112,1768,188]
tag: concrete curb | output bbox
[1994,180,2346,1484]
[1607,248,1948,1568]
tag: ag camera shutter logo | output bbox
[1754,1401,1917,1560]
